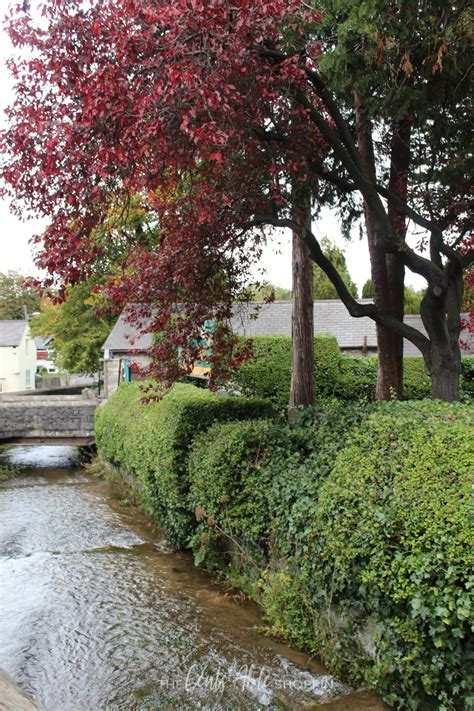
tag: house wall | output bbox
[104,354,150,399]
[0,330,37,393]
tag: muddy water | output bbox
[0,446,388,711]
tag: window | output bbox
[25,369,31,387]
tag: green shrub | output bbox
[233,336,292,410]
[403,357,432,399]
[461,355,474,397]
[233,334,472,403]
[185,396,473,708]
[331,355,377,400]
[262,400,473,710]
[187,418,293,575]
[233,334,342,408]
[187,400,370,582]
[95,382,274,546]
[314,334,342,396]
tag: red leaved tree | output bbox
[1,0,472,400]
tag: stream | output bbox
[0,445,387,710]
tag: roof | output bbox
[34,335,54,350]
[230,300,379,348]
[0,320,28,347]
[103,302,474,356]
[102,309,154,352]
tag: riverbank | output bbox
[95,383,473,710]
[0,445,389,710]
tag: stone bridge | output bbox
[0,392,99,446]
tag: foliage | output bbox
[187,400,369,576]
[403,286,425,315]
[361,278,374,299]
[1,1,472,398]
[0,270,41,320]
[251,282,292,301]
[0,462,20,481]
[283,400,473,710]
[231,335,471,404]
[331,355,377,400]
[362,279,425,315]
[95,382,274,546]
[184,398,473,709]
[29,280,118,375]
[312,238,358,299]
[188,419,293,571]
[461,355,474,398]
[232,335,341,410]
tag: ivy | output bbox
[95,382,274,546]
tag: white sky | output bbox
[0,10,423,295]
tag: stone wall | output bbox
[0,393,98,441]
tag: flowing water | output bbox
[0,446,388,711]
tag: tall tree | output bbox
[1,1,472,400]
[30,281,118,375]
[0,270,41,320]
[313,238,357,299]
[290,194,314,408]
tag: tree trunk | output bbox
[290,205,314,411]
[364,214,403,400]
[386,118,411,398]
[430,358,460,401]
[355,93,405,400]
[421,272,463,402]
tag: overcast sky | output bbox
[0,9,423,294]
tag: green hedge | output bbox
[187,418,295,576]
[296,400,473,709]
[232,335,472,404]
[95,382,274,546]
[95,379,473,708]
[186,400,473,710]
[461,355,474,397]
[234,334,343,409]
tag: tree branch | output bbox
[249,215,431,355]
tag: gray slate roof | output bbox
[0,320,28,347]
[102,302,474,356]
[34,335,54,350]
[230,300,379,348]
[102,310,154,352]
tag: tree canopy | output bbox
[1,0,472,398]
[29,280,118,375]
[252,283,293,302]
[313,238,357,299]
[0,270,41,320]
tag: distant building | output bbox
[34,335,58,374]
[0,320,37,393]
[101,301,473,398]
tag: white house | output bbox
[0,320,37,393]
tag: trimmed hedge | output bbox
[234,334,341,409]
[297,400,474,709]
[186,400,473,710]
[461,355,474,397]
[95,382,274,546]
[232,335,472,404]
[188,418,295,576]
